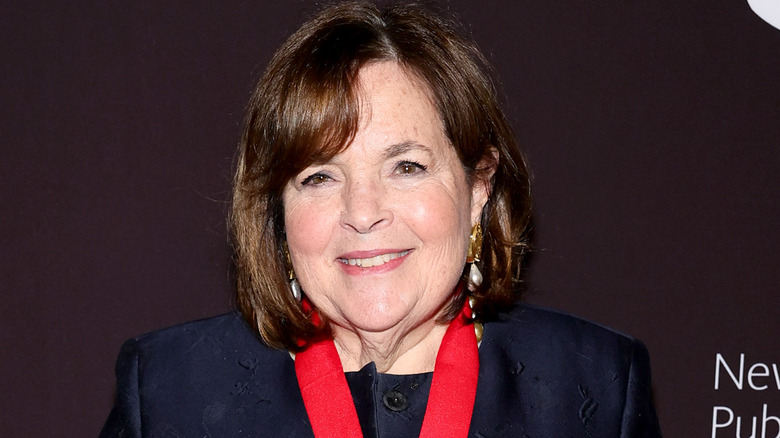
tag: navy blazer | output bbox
[101,305,661,437]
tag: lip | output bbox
[337,248,412,276]
[338,249,409,259]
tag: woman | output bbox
[102,2,661,437]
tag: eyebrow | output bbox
[384,141,432,159]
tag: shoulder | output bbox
[128,311,258,350]
[113,312,296,405]
[105,313,306,436]
[481,303,649,388]
[484,303,641,358]
[120,311,289,371]
[473,304,660,437]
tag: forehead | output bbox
[357,62,435,102]
[352,62,446,144]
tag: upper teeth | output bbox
[340,250,409,268]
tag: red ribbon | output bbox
[295,302,479,438]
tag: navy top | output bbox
[345,363,433,438]
[101,304,662,437]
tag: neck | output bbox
[294,300,480,438]
[331,319,448,374]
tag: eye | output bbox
[395,160,427,175]
[301,172,331,186]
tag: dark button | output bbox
[382,389,409,412]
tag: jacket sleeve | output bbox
[620,339,662,437]
[100,339,142,438]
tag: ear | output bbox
[470,147,499,225]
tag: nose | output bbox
[340,178,393,234]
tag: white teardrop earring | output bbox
[468,263,483,291]
[290,277,302,302]
[284,242,303,302]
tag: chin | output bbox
[340,302,418,333]
[344,298,446,335]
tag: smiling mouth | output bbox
[338,250,410,268]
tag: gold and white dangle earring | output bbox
[466,223,484,343]
[284,242,303,302]
[466,222,483,291]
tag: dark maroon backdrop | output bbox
[2,1,778,436]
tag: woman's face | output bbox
[283,62,489,336]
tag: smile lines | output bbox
[338,250,409,268]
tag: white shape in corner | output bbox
[748,0,780,30]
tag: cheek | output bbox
[283,198,335,264]
[402,185,472,252]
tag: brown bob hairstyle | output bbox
[231,1,532,351]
